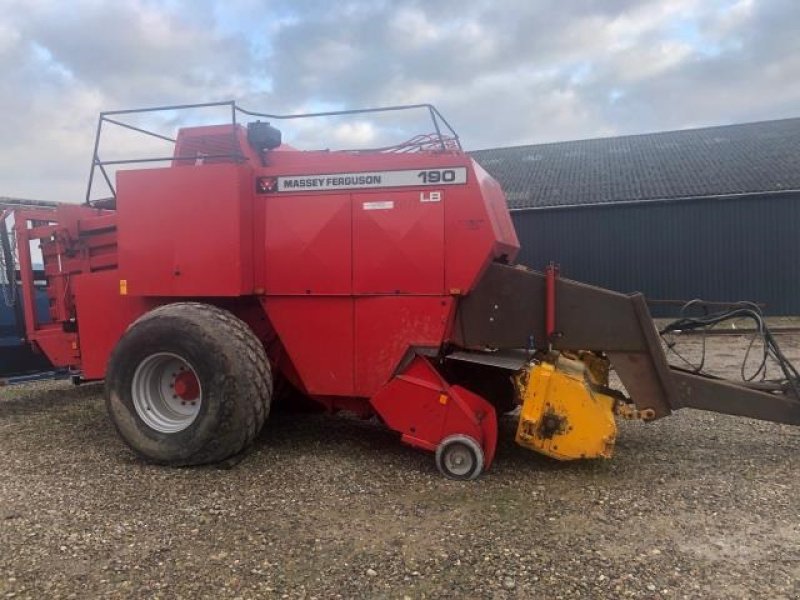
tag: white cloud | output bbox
[331,121,379,146]
[390,8,442,47]
[0,0,798,200]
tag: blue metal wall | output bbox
[511,191,800,315]
[0,287,50,347]
[0,287,53,377]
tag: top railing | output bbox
[85,100,461,203]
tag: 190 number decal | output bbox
[417,169,458,184]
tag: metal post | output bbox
[13,216,38,339]
[85,117,105,204]
[545,262,559,340]
[0,215,25,340]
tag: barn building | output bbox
[471,117,800,315]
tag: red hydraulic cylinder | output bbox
[545,262,559,340]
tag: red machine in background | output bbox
[5,102,800,479]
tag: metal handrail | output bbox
[85,100,461,203]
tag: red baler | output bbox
[4,102,799,479]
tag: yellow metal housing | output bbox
[515,355,617,460]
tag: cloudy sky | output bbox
[1,0,798,202]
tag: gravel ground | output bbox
[1,333,800,599]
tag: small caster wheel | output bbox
[435,435,484,480]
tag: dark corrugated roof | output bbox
[469,117,800,209]
[0,197,57,210]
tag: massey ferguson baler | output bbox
[3,101,800,479]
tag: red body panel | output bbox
[261,296,354,396]
[72,271,153,379]
[446,162,519,292]
[117,164,254,297]
[261,193,352,294]
[32,330,79,368]
[353,190,444,294]
[353,296,453,396]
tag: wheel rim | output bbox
[436,435,484,480]
[442,442,476,477]
[132,352,202,433]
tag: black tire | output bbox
[105,302,272,466]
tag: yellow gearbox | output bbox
[516,355,617,460]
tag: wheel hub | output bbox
[173,370,200,402]
[435,435,485,480]
[443,444,474,477]
[131,353,203,433]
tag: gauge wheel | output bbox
[435,434,485,480]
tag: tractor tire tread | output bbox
[107,302,272,466]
